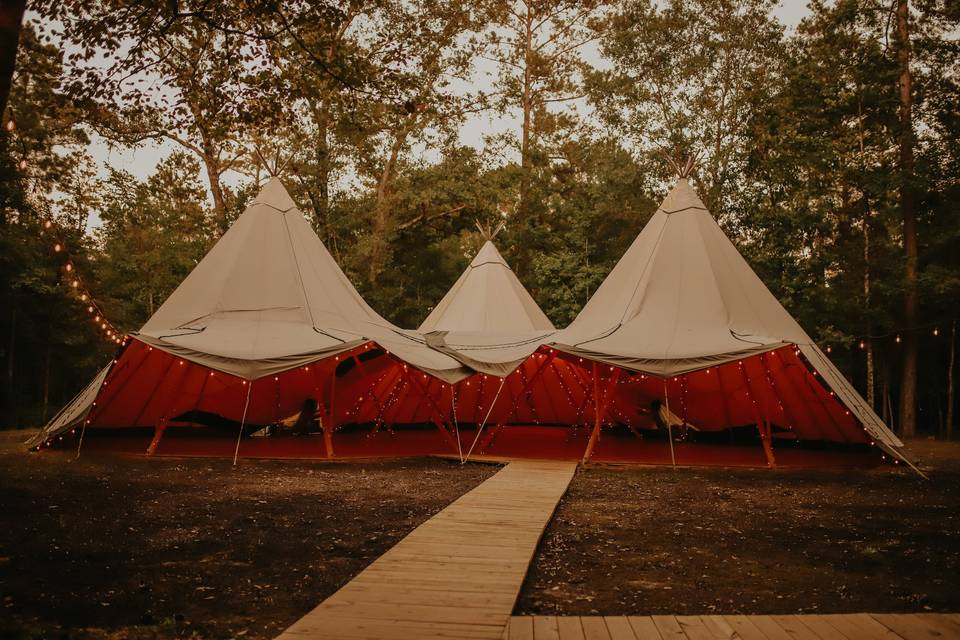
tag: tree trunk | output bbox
[202,150,229,234]
[0,0,26,119]
[948,319,956,440]
[864,214,875,410]
[368,118,414,285]
[896,0,918,437]
[315,99,332,241]
[41,339,50,421]
[6,300,16,428]
[519,5,534,224]
[857,92,876,411]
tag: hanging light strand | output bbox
[41,216,126,346]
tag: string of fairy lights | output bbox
[5,116,125,347]
[42,216,126,346]
[824,323,948,354]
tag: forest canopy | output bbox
[0,0,957,437]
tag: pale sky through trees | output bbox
[72,2,813,227]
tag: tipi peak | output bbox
[659,178,709,214]
[252,177,298,212]
[471,240,509,268]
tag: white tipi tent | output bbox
[553,179,908,465]
[32,179,466,452]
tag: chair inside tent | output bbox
[30,179,471,460]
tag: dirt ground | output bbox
[0,430,497,640]
[3,431,958,640]
[517,439,960,617]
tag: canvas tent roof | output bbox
[420,241,554,333]
[419,240,557,376]
[552,179,905,458]
[134,177,465,382]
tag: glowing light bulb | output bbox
[53,243,62,252]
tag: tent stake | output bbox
[232,382,253,466]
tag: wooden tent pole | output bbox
[464,376,507,462]
[402,367,460,453]
[581,363,624,463]
[322,370,337,459]
[232,381,254,466]
[451,384,462,462]
[736,360,776,468]
[663,379,676,468]
[582,362,602,463]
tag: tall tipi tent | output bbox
[554,179,908,465]
[31,179,466,456]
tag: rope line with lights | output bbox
[6,115,125,346]
[41,216,126,345]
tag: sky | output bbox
[80,2,814,214]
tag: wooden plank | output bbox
[794,615,849,640]
[627,617,664,640]
[651,616,688,640]
[822,614,904,640]
[871,614,960,640]
[276,461,576,640]
[675,616,720,640]
[604,616,638,640]
[581,617,613,640]
[700,615,739,640]
[534,616,561,640]
[721,615,771,640]
[556,618,586,640]
[748,616,794,640]
[769,615,821,640]
[510,616,535,640]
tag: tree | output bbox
[482,0,606,277]
[896,0,919,436]
[94,152,212,329]
[591,0,784,215]
[0,0,26,117]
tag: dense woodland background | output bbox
[0,0,957,438]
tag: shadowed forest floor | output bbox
[517,439,960,617]
[0,430,497,640]
[1,431,958,639]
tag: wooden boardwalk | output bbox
[277,460,578,640]
[502,614,960,639]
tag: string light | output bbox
[39,215,125,345]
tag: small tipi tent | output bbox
[553,178,908,466]
[348,238,596,459]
